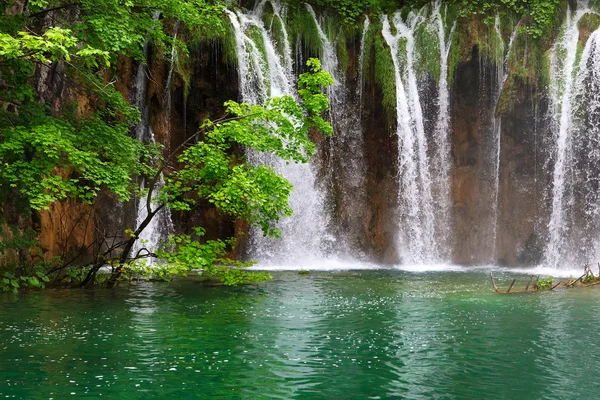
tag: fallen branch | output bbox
[567,272,587,287]
[525,276,534,291]
[506,279,516,293]
[490,272,499,293]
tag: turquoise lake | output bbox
[2,269,600,399]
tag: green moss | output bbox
[188,15,238,68]
[538,49,551,88]
[361,18,376,81]
[496,75,522,114]
[479,24,504,66]
[288,7,323,58]
[414,21,441,82]
[571,14,600,78]
[247,25,269,66]
[175,42,193,102]
[336,26,349,77]
[373,32,397,122]
[269,13,289,61]
[447,16,478,86]
[578,13,600,45]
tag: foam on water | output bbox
[249,262,583,277]
[248,259,382,271]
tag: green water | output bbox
[2,270,600,399]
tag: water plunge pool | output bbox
[2,269,599,399]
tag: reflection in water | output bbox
[2,272,600,399]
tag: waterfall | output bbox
[164,20,180,124]
[572,29,600,263]
[382,3,454,264]
[544,3,599,268]
[304,4,342,114]
[431,2,456,257]
[491,18,520,261]
[488,13,505,261]
[304,4,371,259]
[358,16,370,113]
[228,1,333,266]
[130,13,174,259]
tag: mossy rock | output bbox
[578,13,600,44]
[373,31,397,121]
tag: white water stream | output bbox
[382,1,454,264]
[131,12,174,259]
[544,2,600,268]
[227,1,334,266]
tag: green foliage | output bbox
[0,264,51,293]
[414,21,441,81]
[163,60,331,238]
[298,0,425,26]
[0,226,38,256]
[1,1,333,289]
[448,0,562,39]
[533,276,553,290]
[581,272,597,285]
[123,260,189,282]
[137,59,333,286]
[155,232,270,286]
[0,116,145,209]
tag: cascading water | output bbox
[544,2,600,268]
[358,16,370,113]
[304,5,371,259]
[163,20,180,133]
[382,2,454,264]
[489,14,520,260]
[431,2,456,257]
[130,14,174,259]
[227,1,333,266]
[572,29,600,262]
[304,4,342,121]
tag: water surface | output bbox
[2,269,600,399]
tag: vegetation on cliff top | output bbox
[299,0,562,38]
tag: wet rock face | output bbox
[496,86,551,266]
[449,46,497,264]
[448,50,550,266]
[29,37,243,262]
[360,81,399,264]
[143,40,242,251]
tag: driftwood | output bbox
[550,281,562,290]
[506,279,516,293]
[567,272,587,287]
[525,276,534,291]
[490,272,499,293]
[491,265,600,294]
[490,263,600,294]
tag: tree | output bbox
[90,58,333,287]
[0,0,333,290]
